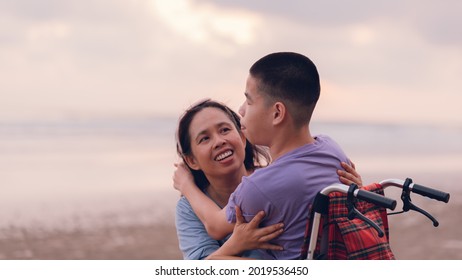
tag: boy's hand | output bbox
[173,162,196,195]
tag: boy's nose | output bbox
[238,103,245,117]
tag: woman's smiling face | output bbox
[184,107,247,179]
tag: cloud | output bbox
[149,0,262,55]
[0,0,460,125]
[194,0,400,26]
[408,0,462,46]
[0,1,156,117]
[200,0,462,125]
[196,0,462,47]
[0,0,256,119]
[0,0,136,22]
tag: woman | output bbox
[174,99,361,259]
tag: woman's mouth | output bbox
[215,150,233,161]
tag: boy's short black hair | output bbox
[249,52,320,127]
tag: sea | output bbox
[1,117,461,229]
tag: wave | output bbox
[1,117,461,154]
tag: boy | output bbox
[175,52,350,259]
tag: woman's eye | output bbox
[198,136,209,143]
[221,127,231,133]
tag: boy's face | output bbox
[238,74,273,146]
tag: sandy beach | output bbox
[387,194,461,259]
[0,222,182,260]
[1,174,459,260]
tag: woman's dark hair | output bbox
[176,99,270,191]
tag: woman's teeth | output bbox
[215,150,233,161]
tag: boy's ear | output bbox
[183,155,200,171]
[272,102,286,125]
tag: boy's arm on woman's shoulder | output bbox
[173,162,234,239]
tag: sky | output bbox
[1,0,461,126]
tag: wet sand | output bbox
[0,222,182,260]
[1,205,459,260]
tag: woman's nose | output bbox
[213,135,226,149]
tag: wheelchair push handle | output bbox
[356,189,397,210]
[412,183,450,203]
[381,178,450,227]
[319,184,396,210]
[318,184,397,211]
[380,178,450,203]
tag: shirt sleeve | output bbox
[226,176,280,226]
[175,196,222,260]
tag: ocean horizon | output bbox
[1,116,461,228]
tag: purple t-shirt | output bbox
[226,134,349,259]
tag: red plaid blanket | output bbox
[300,183,395,260]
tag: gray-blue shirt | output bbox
[175,195,261,259]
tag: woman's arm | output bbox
[206,206,284,260]
[173,162,234,240]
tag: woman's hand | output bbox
[173,161,196,195]
[337,161,363,187]
[225,206,284,254]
